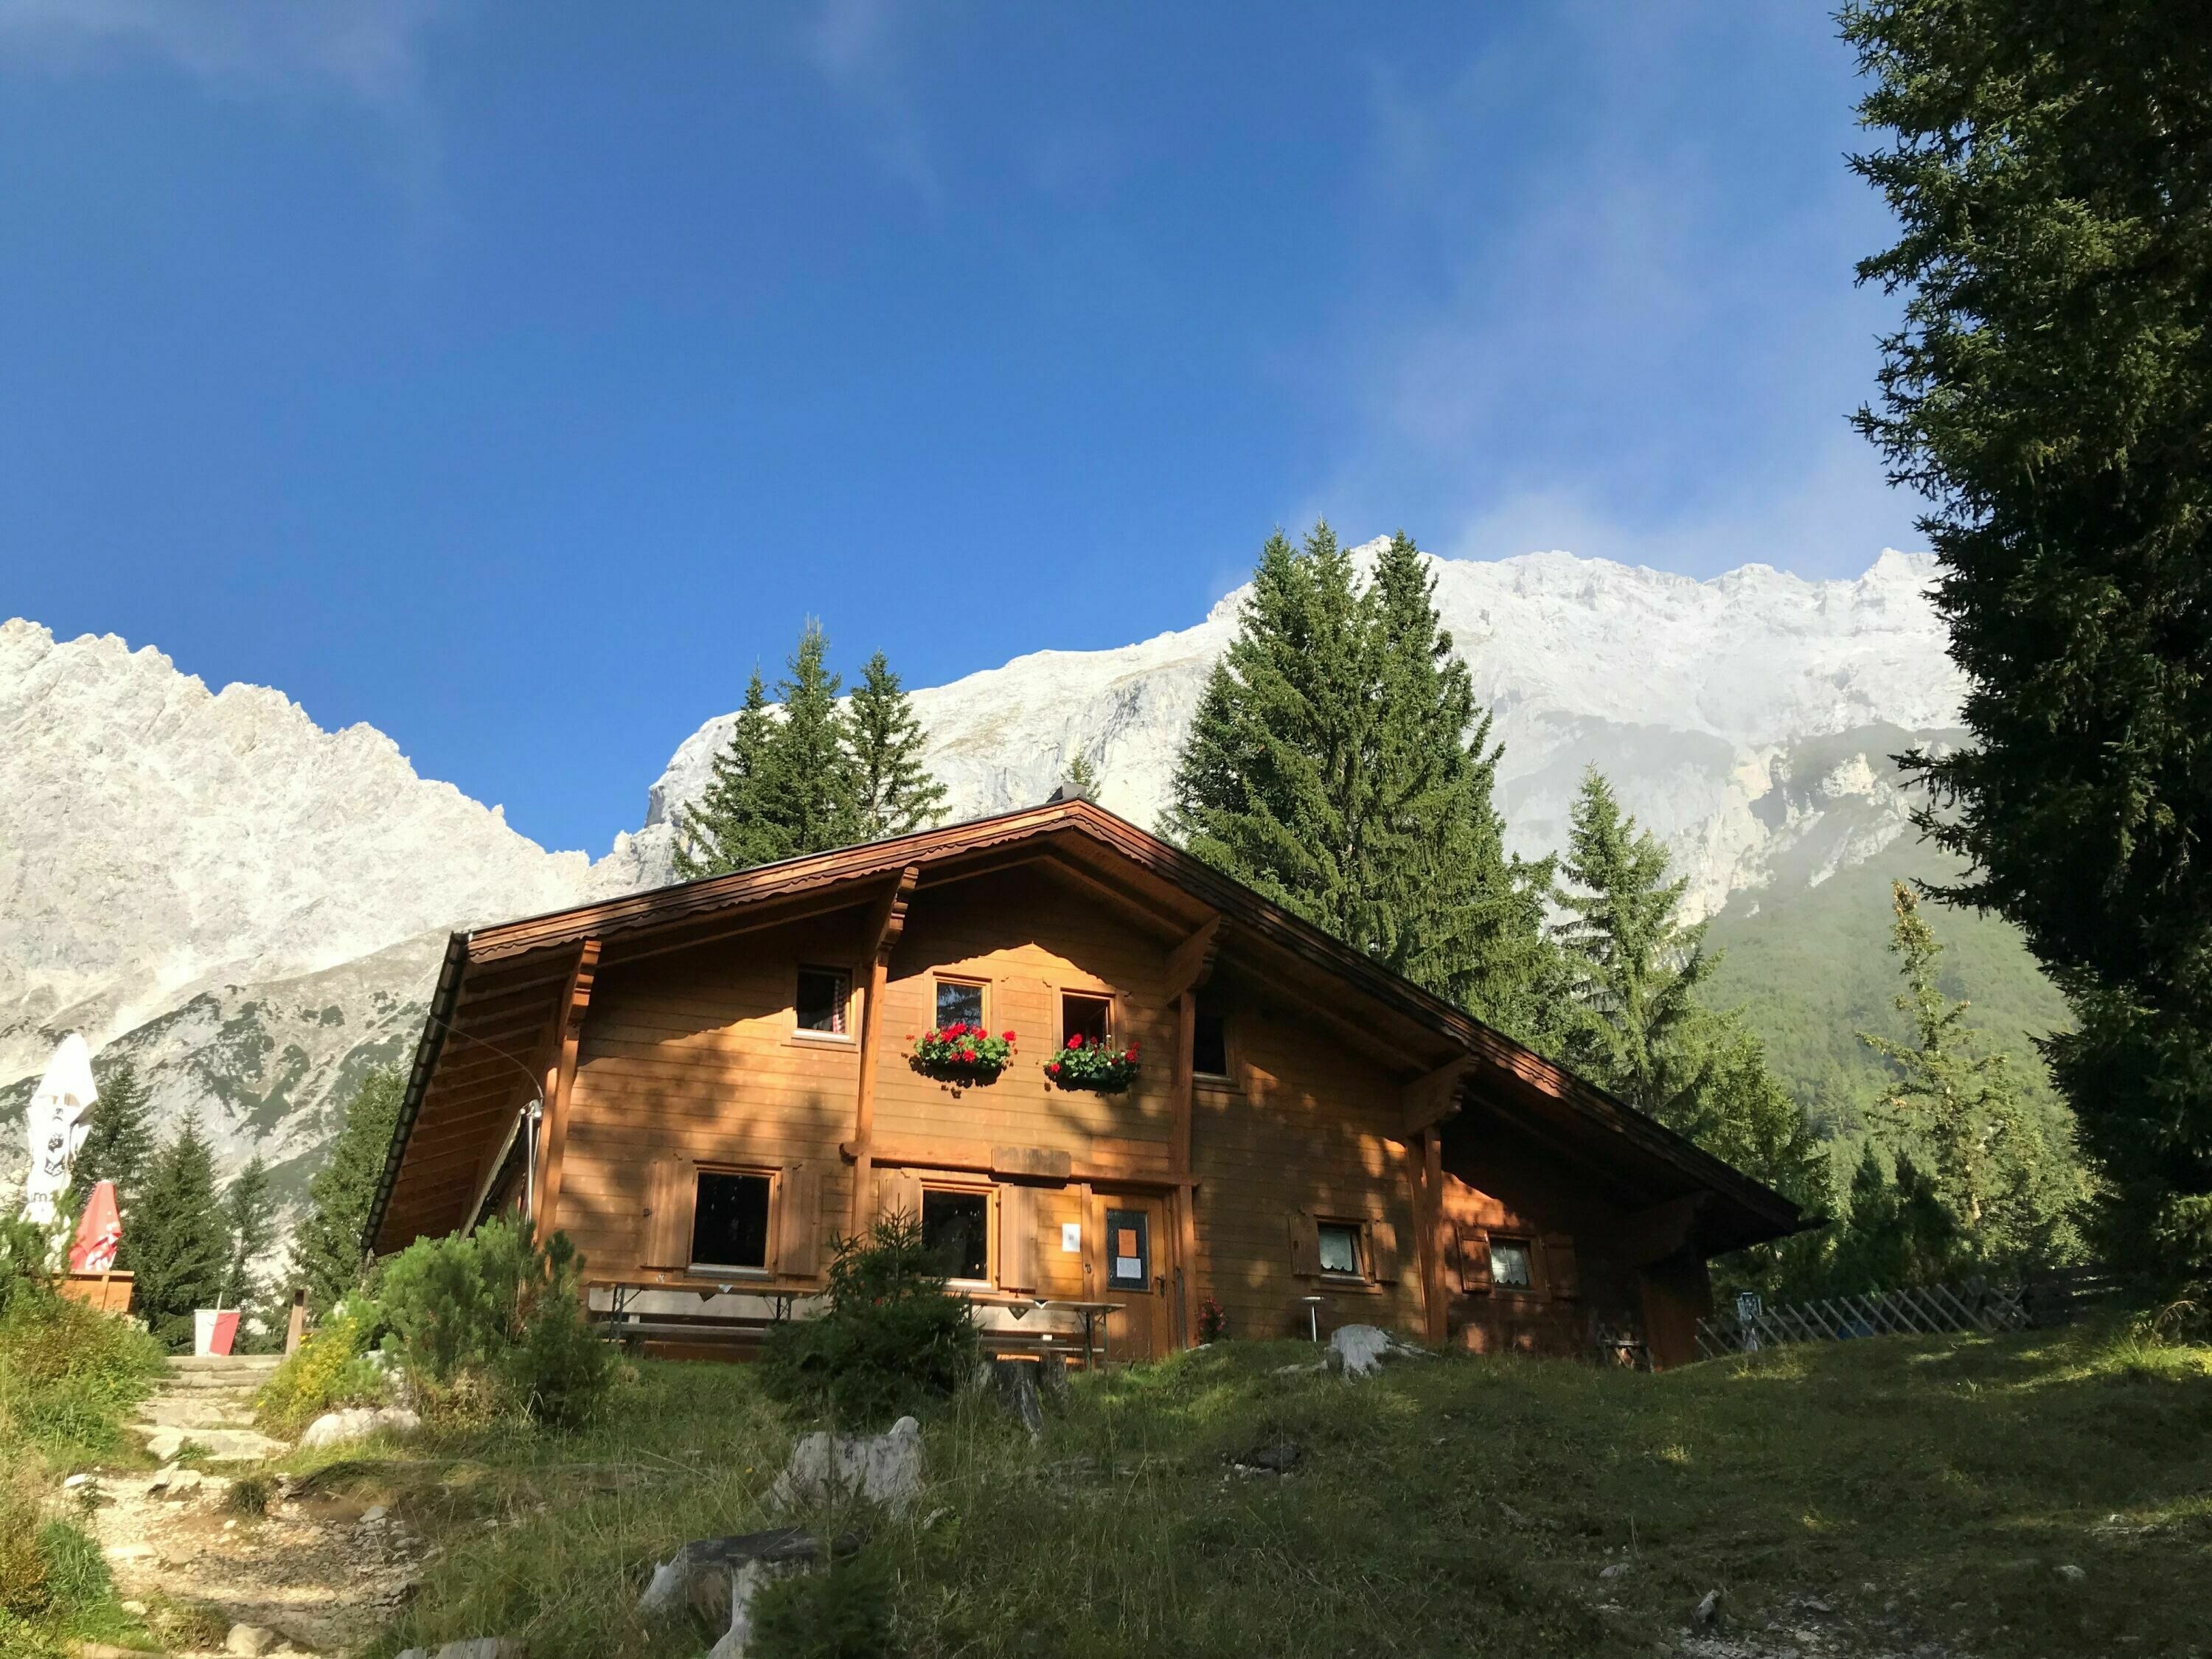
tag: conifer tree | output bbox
[675,669,781,878]
[759,619,863,855]
[1554,770,1714,1117]
[218,1155,276,1315]
[849,650,949,840]
[131,1111,229,1352]
[1858,881,2080,1270]
[1063,754,1099,795]
[293,1067,405,1315]
[66,1059,156,1261]
[1163,524,1556,1041]
[1825,1144,1959,1294]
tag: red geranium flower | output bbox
[1046,1062,1060,1075]
[1002,1031,1015,1042]
[1067,1033,1083,1049]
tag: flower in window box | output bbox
[1046,1032,1141,1093]
[911,1024,1015,1083]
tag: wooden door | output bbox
[1096,1193,1175,1362]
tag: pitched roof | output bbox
[365,798,1805,1255]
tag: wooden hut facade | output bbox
[364,798,1801,1368]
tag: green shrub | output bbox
[0,1467,47,1617]
[0,1286,163,1467]
[379,1217,614,1430]
[0,1217,62,1317]
[254,1300,390,1438]
[761,1214,978,1429]
[748,1553,895,1659]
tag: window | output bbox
[1317,1221,1365,1277]
[796,966,851,1037]
[1105,1207,1150,1290]
[691,1171,771,1270]
[1489,1237,1534,1290]
[935,978,986,1029]
[921,1189,990,1281]
[1061,992,1111,1048]
[1192,1003,1228,1077]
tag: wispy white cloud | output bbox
[800,0,943,211]
[1306,3,1921,580]
[0,0,451,103]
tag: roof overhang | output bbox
[364,799,1806,1256]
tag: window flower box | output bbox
[910,1023,1015,1084]
[1044,1032,1141,1093]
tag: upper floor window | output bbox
[1061,991,1112,1048]
[1192,1000,1228,1077]
[796,966,852,1037]
[935,978,987,1029]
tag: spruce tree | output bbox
[1858,882,2080,1270]
[1554,769,1714,1118]
[1063,754,1100,795]
[849,650,949,839]
[1844,4,2212,1283]
[66,1059,156,1262]
[131,1111,229,1352]
[759,619,863,855]
[675,669,782,878]
[1825,1144,1960,1294]
[218,1155,277,1315]
[293,1067,405,1315]
[1163,524,1556,1040]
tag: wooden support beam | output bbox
[1621,1193,1708,1268]
[848,866,920,1236]
[1170,987,1201,1349]
[1402,1055,1473,1138]
[1420,1127,1447,1346]
[532,938,600,1245]
[1162,914,1223,1002]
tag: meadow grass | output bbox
[320,1321,2211,1658]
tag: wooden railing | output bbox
[1694,1267,2135,1360]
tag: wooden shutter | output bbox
[775,1161,822,1278]
[876,1166,922,1227]
[1288,1208,1321,1277]
[997,1186,1037,1292]
[1458,1225,1493,1294]
[1366,1219,1399,1283]
[1543,1233,1579,1300]
[640,1155,696,1270]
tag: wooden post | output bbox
[1420,1127,1447,1347]
[848,866,919,1237]
[1170,989,1201,1347]
[284,1287,308,1356]
[533,938,600,1246]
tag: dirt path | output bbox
[83,1356,428,1657]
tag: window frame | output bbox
[918,1178,996,1289]
[791,963,857,1044]
[1487,1234,1537,1293]
[686,1164,779,1278]
[1059,988,1115,1051]
[1315,1217,1370,1283]
[931,974,991,1034]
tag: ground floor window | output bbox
[1317,1220,1365,1278]
[692,1170,771,1270]
[796,965,851,1036]
[1489,1236,1534,1290]
[921,1187,990,1281]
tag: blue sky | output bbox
[0,1,1912,857]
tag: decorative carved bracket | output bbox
[869,865,920,966]
[1401,1055,1472,1138]
[1163,914,1223,1001]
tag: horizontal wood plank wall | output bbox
[557,908,872,1283]
[1189,976,1427,1343]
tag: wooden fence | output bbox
[1695,1267,2129,1359]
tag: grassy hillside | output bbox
[268,1324,2212,1659]
[1705,844,2073,1144]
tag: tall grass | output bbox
[326,1321,2212,1658]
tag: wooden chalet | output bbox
[364,796,1803,1369]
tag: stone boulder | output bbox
[299,1405,423,1450]
[771,1416,923,1516]
[1325,1324,1426,1379]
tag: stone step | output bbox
[134,1423,290,1464]
[165,1354,283,1375]
[136,1395,263,1430]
